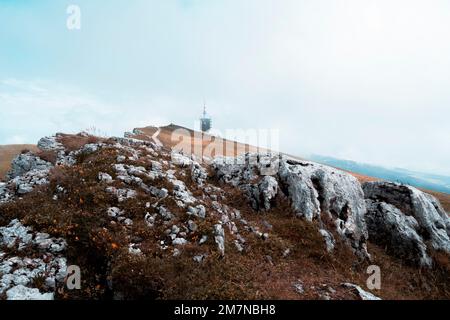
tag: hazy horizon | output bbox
[1,0,449,176]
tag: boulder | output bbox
[365,199,432,266]
[212,153,277,187]
[172,238,188,246]
[278,159,368,257]
[171,179,196,206]
[98,172,113,183]
[7,153,53,180]
[363,182,450,255]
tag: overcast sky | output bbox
[0,0,449,175]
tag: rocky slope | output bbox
[0,131,448,300]
[0,145,40,180]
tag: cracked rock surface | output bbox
[363,181,450,266]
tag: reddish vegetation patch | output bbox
[56,133,104,153]
[426,191,450,213]
[36,149,57,165]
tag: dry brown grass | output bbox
[426,190,450,213]
[132,125,267,159]
[0,144,39,180]
[35,149,57,165]
[56,133,104,152]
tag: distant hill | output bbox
[309,154,450,195]
[129,124,268,158]
[0,144,39,180]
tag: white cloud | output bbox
[0,79,168,144]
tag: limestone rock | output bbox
[365,199,432,267]
[342,283,381,300]
[6,285,54,300]
[191,162,208,186]
[0,219,33,250]
[0,182,12,204]
[242,176,279,211]
[214,224,225,256]
[171,153,192,167]
[7,153,53,180]
[98,172,113,183]
[278,159,368,257]
[363,182,450,255]
[37,136,64,152]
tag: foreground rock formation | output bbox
[212,154,369,258]
[364,182,450,267]
[0,131,448,300]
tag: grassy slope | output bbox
[133,124,267,159]
[0,144,39,180]
[1,135,447,299]
[0,132,447,299]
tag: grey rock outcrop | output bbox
[213,154,368,257]
[6,285,54,300]
[37,136,65,152]
[213,153,278,187]
[0,219,67,300]
[1,152,53,203]
[278,159,369,257]
[363,182,450,262]
[212,153,281,212]
[191,162,208,186]
[7,153,53,180]
[37,134,104,166]
[244,176,279,211]
[365,199,432,266]
[11,169,50,195]
[0,182,13,204]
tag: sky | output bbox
[0,0,449,175]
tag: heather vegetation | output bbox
[0,131,448,300]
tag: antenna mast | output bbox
[200,100,212,132]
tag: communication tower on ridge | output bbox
[200,102,212,132]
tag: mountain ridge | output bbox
[310,154,450,194]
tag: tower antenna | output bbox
[200,100,212,132]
